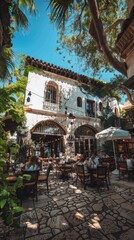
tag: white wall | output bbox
[25,71,101,117]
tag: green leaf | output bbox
[13,206,24,214]
[0,199,7,209]
[0,189,10,198]
[23,174,31,181]
[13,176,23,191]
[0,160,6,167]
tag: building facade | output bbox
[24,56,104,158]
[115,2,134,104]
[115,1,134,156]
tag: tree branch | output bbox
[122,87,134,106]
[88,0,127,76]
[104,19,125,33]
[74,1,87,37]
[89,20,102,52]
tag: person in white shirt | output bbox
[102,152,109,158]
[126,159,133,168]
[74,153,88,173]
[84,153,99,187]
[85,153,99,169]
[126,155,134,169]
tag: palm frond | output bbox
[12,3,29,30]
[17,0,36,14]
[49,0,74,26]
[0,46,14,81]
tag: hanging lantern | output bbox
[28,91,32,96]
[27,97,30,102]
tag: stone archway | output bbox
[74,124,97,155]
[30,120,66,157]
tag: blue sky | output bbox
[13,0,115,83]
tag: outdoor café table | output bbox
[6,175,17,183]
[6,172,23,185]
[6,171,47,183]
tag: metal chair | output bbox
[92,165,109,192]
[102,162,111,185]
[118,161,133,180]
[21,170,39,202]
[75,164,90,189]
[38,163,52,191]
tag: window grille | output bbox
[45,85,56,104]
[77,97,82,107]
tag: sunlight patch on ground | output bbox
[75,189,82,193]
[53,197,58,201]
[28,208,34,210]
[75,211,84,221]
[88,213,101,230]
[69,184,77,189]
[62,222,68,226]
[68,196,73,200]
[25,221,38,229]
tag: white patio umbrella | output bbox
[95,127,131,174]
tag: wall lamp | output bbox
[27,91,32,102]
[28,91,32,96]
[68,113,76,119]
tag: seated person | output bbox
[126,156,134,169]
[76,154,89,173]
[75,153,83,162]
[102,152,109,158]
[85,153,99,169]
[121,154,128,162]
[25,156,39,171]
[117,154,124,162]
[83,161,89,174]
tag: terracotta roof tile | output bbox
[115,8,134,58]
[25,56,104,88]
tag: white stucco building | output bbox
[24,56,106,158]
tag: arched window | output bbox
[99,102,103,112]
[45,82,58,104]
[77,97,82,107]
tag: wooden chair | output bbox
[92,165,109,192]
[21,170,39,202]
[75,164,90,189]
[62,163,73,180]
[117,161,133,180]
[38,163,52,191]
[53,159,62,180]
[102,162,111,185]
[102,157,115,172]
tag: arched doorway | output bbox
[30,120,66,157]
[74,125,97,155]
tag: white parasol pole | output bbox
[112,140,119,175]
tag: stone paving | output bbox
[0,173,134,240]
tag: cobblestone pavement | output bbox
[1,173,134,240]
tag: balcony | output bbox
[43,102,59,112]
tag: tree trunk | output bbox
[88,0,127,76]
[0,0,11,47]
